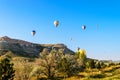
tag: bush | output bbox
[58,54,79,77]
[95,62,101,69]
[14,59,33,80]
[86,59,95,69]
[0,58,15,80]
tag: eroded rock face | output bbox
[0,36,33,46]
[0,36,43,57]
[0,36,75,57]
[40,44,74,54]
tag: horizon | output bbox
[0,0,120,60]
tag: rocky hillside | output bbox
[0,36,75,57]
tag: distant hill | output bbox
[0,36,75,57]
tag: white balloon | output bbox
[54,20,59,27]
[82,25,86,30]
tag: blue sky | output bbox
[0,0,120,60]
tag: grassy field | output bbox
[65,65,120,80]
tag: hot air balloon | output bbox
[82,25,86,30]
[96,24,99,29]
[31,30,36,36]
[77,47,80,51]
[70,37,72,41]
[54,20,59,27]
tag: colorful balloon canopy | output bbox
[31,30,36,36]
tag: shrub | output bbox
[95,62,101,69]
[86,59,95,69]
[58,54,79,77]
[13,59,33,80]
[0,58,15,80]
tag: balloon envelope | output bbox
[82,25,86,30]
[54,20,59,27]
[31,30,36,36]
[96,24,99,29]
[77,47,80,51]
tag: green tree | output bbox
[58,54,79,77]
[100,62,106,68]
[39,48,63,79]
[95,61,101,69]
[0,58,15,80]
[86,59,95,69]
